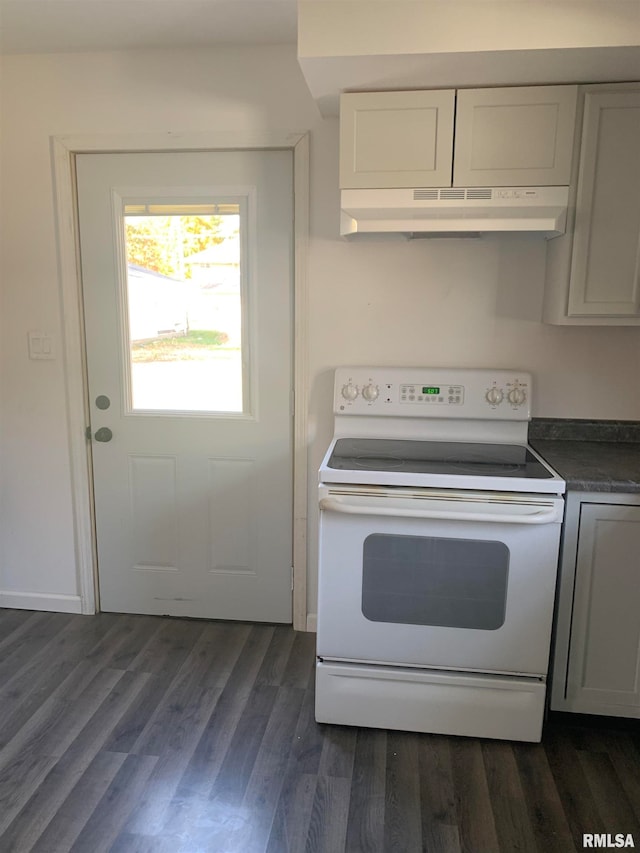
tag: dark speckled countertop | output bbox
[529,418,640,493]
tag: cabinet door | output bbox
[566,503,640,715]
[567,91,640,317]
[339,90,455,189]
[453,85,577,187]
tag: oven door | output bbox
[317,484,564,677]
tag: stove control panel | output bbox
[400,384,464,405]
[335,367,532,420]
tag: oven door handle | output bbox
[319,496,561,524]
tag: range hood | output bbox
[340,186,569,238]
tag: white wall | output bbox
[1,45,639,618]
[298,0,640,57]
[298,0,640,112]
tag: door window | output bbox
[362,533,509,630]
[121,201,246,414]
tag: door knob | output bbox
[94,427,113,443]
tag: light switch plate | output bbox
[28,331,55,360]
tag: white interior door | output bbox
[76,150,293,622]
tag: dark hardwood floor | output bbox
[0,609,638,852]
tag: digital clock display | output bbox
[422,386,440,395]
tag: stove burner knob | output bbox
[508,387,527,406]
[362,383,380,402]
[341,383,359,401]
[485,387,504,406]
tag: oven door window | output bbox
[362,533,509,630]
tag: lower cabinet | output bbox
[550,492,640,717]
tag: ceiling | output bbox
[0,0,299,54]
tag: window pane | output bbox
[362,534,509,630]
[123,206,244,413]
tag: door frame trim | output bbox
[51,131,309,630]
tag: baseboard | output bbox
[306,612,317,632]
[0,590,83,614]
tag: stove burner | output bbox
[353,456,404,470]
[442,456,522,475]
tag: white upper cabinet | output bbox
[567,90,640,317]
[339,89,455,189]
[544,83,640,325]
[339,85,577,190]
[453,86,577,187]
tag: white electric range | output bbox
[316,367,565,743]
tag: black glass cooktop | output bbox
[327,439,553,479]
